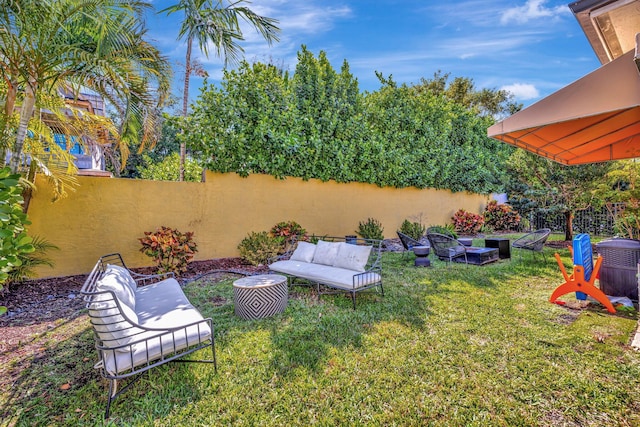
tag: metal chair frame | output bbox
[81,253,217,418]
[397,231,423,259]
[270,237,384,309]
[512,229,551,261]
[426,232,468,264]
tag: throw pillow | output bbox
[333,244,372,272]
[312,241,342,266]
[105,263,137,294]
[290,241,317,263]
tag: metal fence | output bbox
[531,204,623,237]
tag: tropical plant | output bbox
[161,0,280,181]
[237,231,283,266]
[451,209,484,235]
[593,160,640,239]
[139,226,198,274]
[399,219,426,241]
[356,218,384,240]
[5,236,57,285]
[0,167,35,314]
[483,200,521,231]
[0,0,171,194]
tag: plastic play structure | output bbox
[549,233,616,313]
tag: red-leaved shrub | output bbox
[452,209,484,234]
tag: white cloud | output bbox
[501,83,540,100]
[500,0,570,25]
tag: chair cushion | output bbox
[290,241,317,263]
[100,277,211,374]
[105,264,137,294]
[333,243,372,272]
[269,260,381,290]
[89,269,140,350]
[312,240,342,266]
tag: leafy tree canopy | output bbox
[184,47,516,194]
[505,149,611,240]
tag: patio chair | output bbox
[426,232,468,264]
[397,231,424,259]
[512,228,551,261]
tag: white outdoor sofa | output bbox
[268,237,383,309]
[80,253,216,418]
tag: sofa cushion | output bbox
[312,240,342,266]
[290,241,316,263]
[89,271,141,350]
[105,263,137,294]
[135,278,198,327]
[333,244,372,272]
[269,260,381,290]
[99,277,211,374]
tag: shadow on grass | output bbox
[2,316,218,426]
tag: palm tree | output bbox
[0,0,172,180]
[161,0,280,181]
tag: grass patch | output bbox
[2,248,640,426]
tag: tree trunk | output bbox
[179,37,193,182]
[564,210,573,241]
[9,82,37,174]
[1,81,18,166]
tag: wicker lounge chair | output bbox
[426,232,468,264]
[397,231,424,258]
[512,228,551,261]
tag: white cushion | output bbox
[312,241,342,266]
[105,264,137,294]
[269,260,381,290]
[100,278,212,374]
[333,244,372,272]
[89,270,141,350]
[290,241,316,263]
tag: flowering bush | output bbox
[139,226,198,274]
[270,221,308,242]
[483,201,521,231]
[452,209,484,235]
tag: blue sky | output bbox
[146,0,601,109]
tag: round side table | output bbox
[413,246,431,267]
[233,274,288,320]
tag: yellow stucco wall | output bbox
[26,171,488,277]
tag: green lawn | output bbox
[4,244,640,426]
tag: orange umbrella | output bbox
[488,49,640,165]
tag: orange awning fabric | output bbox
[488,49,640,165]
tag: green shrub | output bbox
[356,218,384,240]
[427,225,458,239]
[399,219,426,241]
[238,231,283,266]
[483,201,521,231]
[139,226,198,274]
[452,209,484,235]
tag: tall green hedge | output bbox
[185,47,515,194]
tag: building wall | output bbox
[26,171,488,277]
